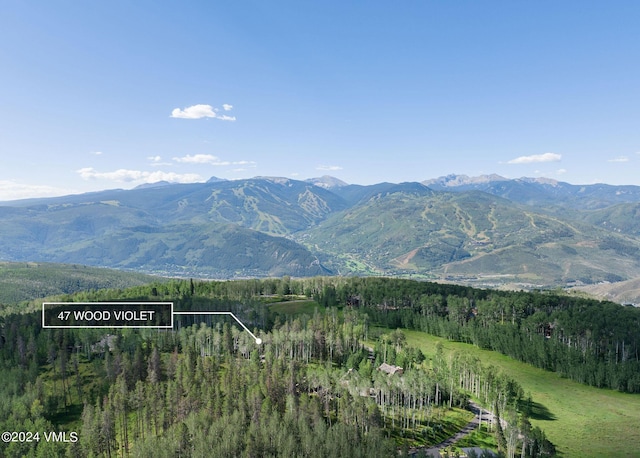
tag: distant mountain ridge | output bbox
[0,178,343,278]
[134,180,173,189]
[302,186,640,286]
[1,174,640,292]
[423,174,511,187]
[423,174,640,209]
[305,175,349,189]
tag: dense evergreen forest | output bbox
[311,277,640,393]
[5,276,633,456]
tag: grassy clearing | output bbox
[268,300,323,317]
[397,328,640,457]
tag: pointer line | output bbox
[173,311,262,345]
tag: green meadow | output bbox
[268,299,322,316]
[398,328,640,457]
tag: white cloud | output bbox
[77,167,203,184]
[91,151,103,156]
[233,160,256,166]
[222,104,233,111]
[0,180,77,201]
[507,153,562,164]
[170,104,236,121]
[316,165,343,171]
[148,155,173,167]
[608,156,629,163]
[556,168,567,175]
[173,154,224,165]
[170,104,216,119]
[172,154,255,167]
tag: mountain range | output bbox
[2,174,640,297]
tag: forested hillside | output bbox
[0,262,165,308]
[3,176,640,291]
[311,277,640,392]
[0,277,575,457]
[299,186,640,286]
[0,178,340,278]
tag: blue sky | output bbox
[1,1,639,200]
